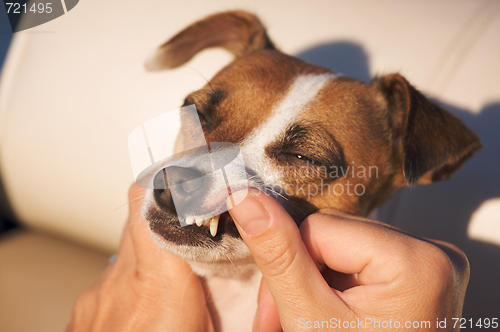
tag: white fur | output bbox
[240,73,340,187]
[205,268,262,332]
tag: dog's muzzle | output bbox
[153,166,206,215]
[153,165,222,236]
[150,151,249,237]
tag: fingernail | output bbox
[227,190,270,235]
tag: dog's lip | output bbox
[187,185,254,224]
[148,186,255,244]
[147,198,241,243]
[150,210,239,245]
[201,187,232,211]
[200,184,250,212]
[197,185,250,220]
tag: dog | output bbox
[140,11,481,331]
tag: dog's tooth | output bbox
[210,215,220,237]
[195,218,203,227]
[185,216,195,225]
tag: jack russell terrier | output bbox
[140,11,481,331]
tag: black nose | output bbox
[153,166,206,213]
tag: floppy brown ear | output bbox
[145,11,275,71]
[377,74,482,185]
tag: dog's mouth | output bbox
[146,185,316,247]
[183,213,225,237]
[178,210,238,238]
[147,206,241,246]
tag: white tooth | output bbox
[195,218,203,227]
[210,215,220,237]
[185,216,195,225]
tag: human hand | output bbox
[66,184,215,332]
[227,190,469,332]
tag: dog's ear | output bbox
[377,74,482,185]
[145,11,275,71]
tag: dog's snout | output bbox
[153,166,206,212]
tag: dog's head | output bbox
[141,11,481,277]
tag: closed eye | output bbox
[281,153,322,166]
[294,154,318,165]
[269,123,346,169]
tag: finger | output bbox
[125,184,195,279]
[112,184,146,268]
[227,190,350,321]
[255,278,281,332]
[300,212,425,287]
[67,284,100,332]
[124,183,166,266]
[321,269,360,292]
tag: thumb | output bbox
[255,278,281,332]
[227,190,347,327]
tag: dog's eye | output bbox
[294,154,318,165]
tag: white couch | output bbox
[1,1,499,330]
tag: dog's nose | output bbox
[153,166,205,212]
